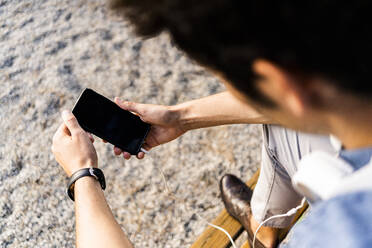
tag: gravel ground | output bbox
[0,1,261,247]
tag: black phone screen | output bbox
[72,88,150,154]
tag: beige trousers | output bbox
[251,125,337,228]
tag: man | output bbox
[52,0,372,247]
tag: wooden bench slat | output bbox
[191,170,260,248]
[240,241,250,248]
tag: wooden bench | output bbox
[191,170,308,248]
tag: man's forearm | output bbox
[172,91,273,131]
[74,177,133,248]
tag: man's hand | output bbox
[52,110,98,177]
[108,92,272,160]
[112,98,186,159]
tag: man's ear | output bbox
[252,59,307,117]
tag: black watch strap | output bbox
[67,167,106,201]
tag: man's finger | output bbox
[61,110,82,136]
[53,123,68,141]
[136,152,145,159]
[123,152,131,160]
[114,147,122,156]
[87,132,94,143]
[115,97,144,116]
[52,123,71,151]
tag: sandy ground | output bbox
[0,1,261,247]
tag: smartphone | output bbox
[72,88,150,155]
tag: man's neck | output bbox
[329,111,372,150]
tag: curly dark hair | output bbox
[111,0,372,104]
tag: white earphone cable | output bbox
[157,165,237,248]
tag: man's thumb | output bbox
[62,110,82,135]
[115,98,142,115]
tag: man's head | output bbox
[111,0,372,137]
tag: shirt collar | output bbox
[339,147,372,170]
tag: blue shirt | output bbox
[281,191,372,248]
[340,147,372,171]
[281,147,372,248]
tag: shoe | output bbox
[220,174,270,248]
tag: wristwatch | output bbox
[67,167,106,201]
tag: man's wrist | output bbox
[74,176,103,200]
[75,176,101,189]
[170,102,193,132]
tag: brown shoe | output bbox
[220,174,270,248]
